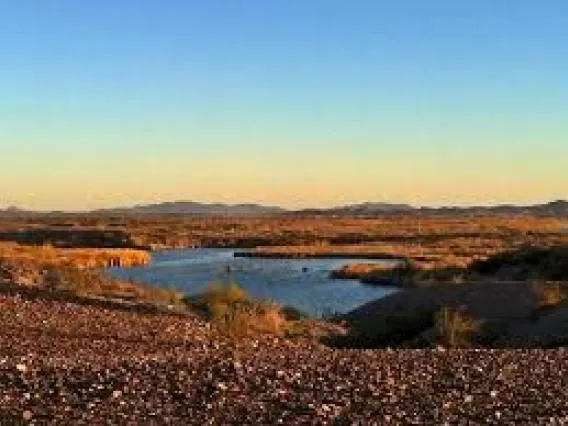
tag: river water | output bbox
[108,248,398,317]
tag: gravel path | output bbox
[0,293,567,424]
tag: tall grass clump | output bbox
[434,307,477,348]
[195,281,287,337]
[534,281,566,309]
[41,265,185,306]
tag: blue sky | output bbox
[1,1,567,209]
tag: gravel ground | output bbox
[0,293,567,425]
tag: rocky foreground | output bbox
[0,293,567,424]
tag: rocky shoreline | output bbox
[0,291,567,424]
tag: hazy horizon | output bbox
[2,1,567,210]
[2,197,567,213]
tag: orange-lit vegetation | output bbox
[434,307,478,347]
[188,281,315,337]
[1,214,568,347]
[0,242,174,307]
[330,262,400,280]
[0,258,183,307]
[242,230,567,269]
[0,242,150,268]
[42,266,184,305]
[2,214,567,290]
[2,215,566,251]
[535,281,566,309]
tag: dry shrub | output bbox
[220,304,285,338]
[330,262,398,280]
[42,265,185,306]
[201,281,247,309]
[251,305,286,334]
[197,281,287,337]
[535,281,566,309]
[134,284,185,306]
[435,307,477,347]
[0,242,150,269]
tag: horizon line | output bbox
[2,198,567,214]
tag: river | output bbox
[108,248,398,317]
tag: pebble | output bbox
[0,292,566,424]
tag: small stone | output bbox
[464,395,473,403]
[490,390,498,398]
[16,364,27,373]
[113,390,122,398]
[22,410,33,421]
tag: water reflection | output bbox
[108,248,398,317]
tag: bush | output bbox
[40,265,185,306]
[201,281,247,311]
[434,307,477,347]
[221,304,285,337]
[194,281,287,337]
[470,246,568,281]
[535,281,566,309]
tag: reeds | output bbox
[434,307,478,347]
[0,243,150,269]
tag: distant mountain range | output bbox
[300,200,568,217]
[299,202,414,215]
[1,200,568,217]
[95,201,286,216]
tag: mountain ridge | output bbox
[1,200,567,217]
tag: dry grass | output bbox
[1,248,181,308]
[330,262,399,280]
[2,215,566,251]
[201,282,248,310]
[40,265,185,306]
[0,242,150,269]
[241,232,568,270]
[191,282,291,337]
[220,305,286,338]
[535,282,566,309]
[1,215,567,278]
[434,307,478,347]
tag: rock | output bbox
[0,292,566,424]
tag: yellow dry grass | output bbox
[535,282,566,309]
[41,266,185,306]
[331,262,399,279]
[435,307,478,347]
[193,282,291,337]
[0,242,150,269]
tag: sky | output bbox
[1,0,567,210]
